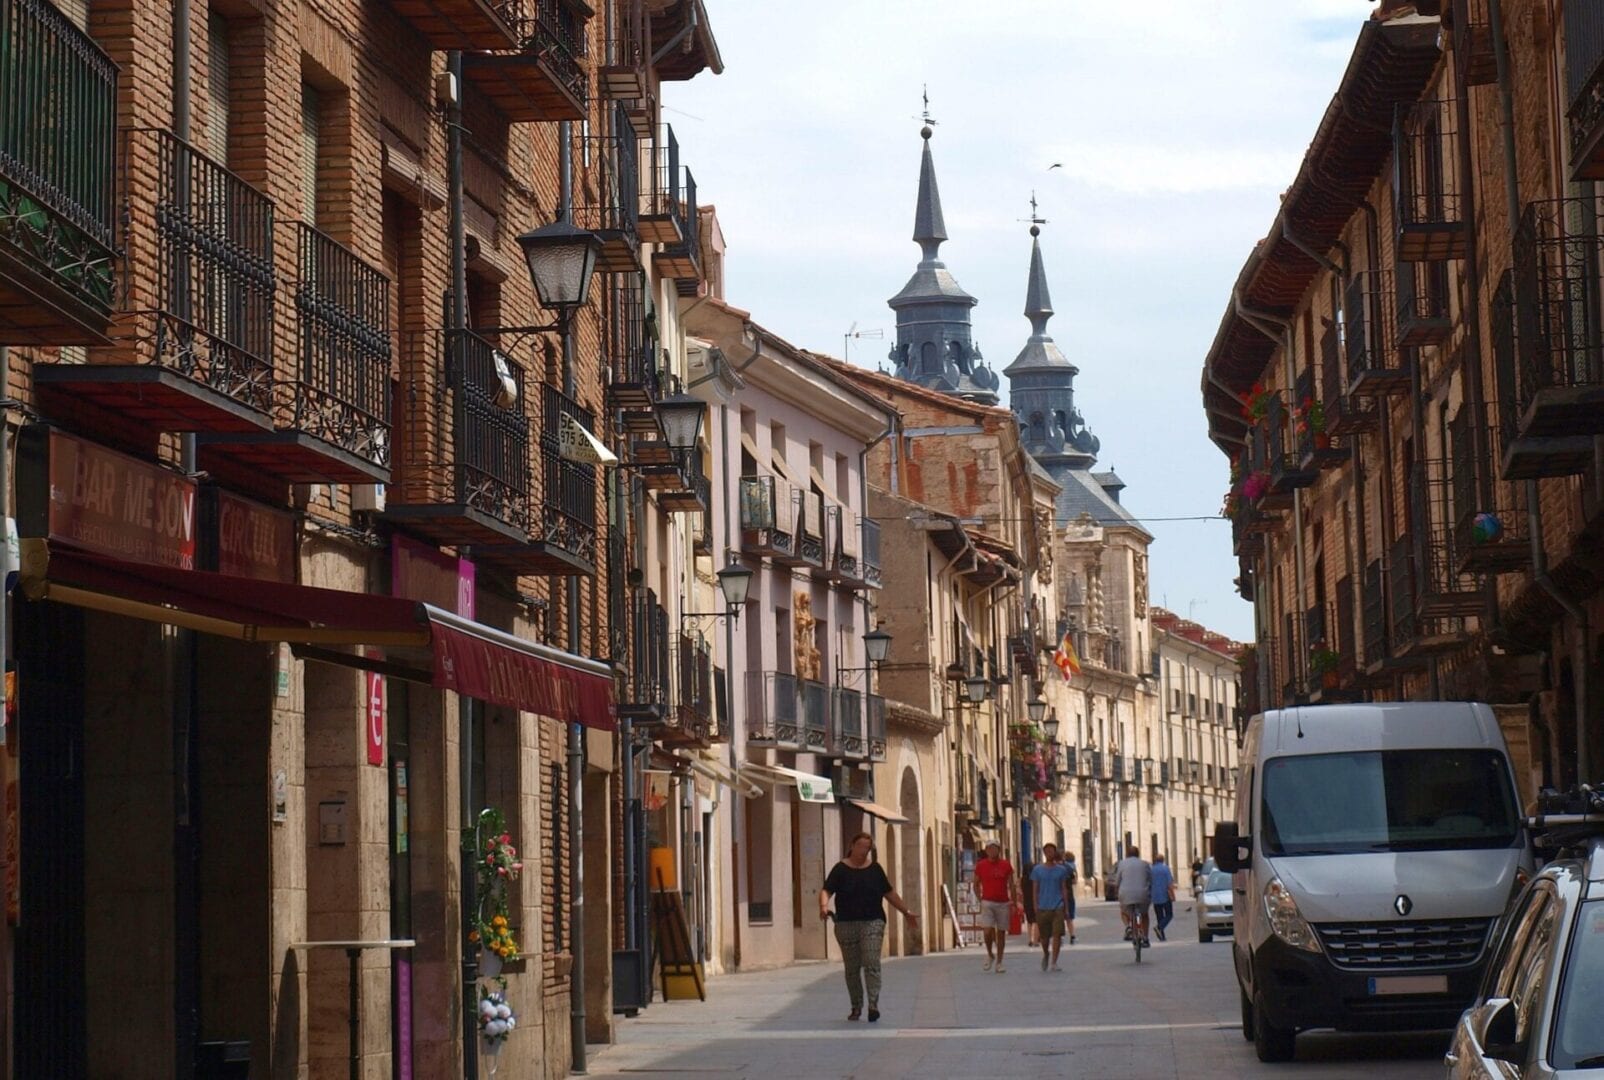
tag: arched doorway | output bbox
[899,767,922,955]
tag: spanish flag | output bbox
[1053,630,1082,683]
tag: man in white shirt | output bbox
[1112,845,1154,948]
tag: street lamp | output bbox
[1027,697,1048,725]
[516,219,602,312]
[1044,713,1061,741]
[656,392,706,451]
[864,628,893,664]
[714,562,753,613]
[963,675,989,705]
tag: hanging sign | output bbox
[366,668,385,766]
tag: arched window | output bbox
[919,341,939,374]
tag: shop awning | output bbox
[743,762,834,803]
[22,546,614,729]
[844,798,907,824]
[683,755,763,798]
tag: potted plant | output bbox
[1242,381,1274,422]
[473,809,524,977]
[1296,396,1330,449]
[478,983,518,1072]
[1309,646,1341,690]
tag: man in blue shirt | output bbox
[1150,854,1177,941]
[1029,843,1074,972]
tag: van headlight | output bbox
[1263,877,1322,953]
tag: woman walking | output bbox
[819,832,919,1022]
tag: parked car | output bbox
[1192,856,1217,897]
[1215,702,1530,1064]
[1197,870,1234,942]
[1444,789,1604,1079]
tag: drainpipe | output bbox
[1486,0,1592,781]
[719,399,741,970]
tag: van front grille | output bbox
[1314,918,1492,970]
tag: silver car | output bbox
[1445,825,1604,1077]
[1197,869,1233,942]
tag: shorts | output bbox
[978,900,1013,931]
[1035,908,1066,938]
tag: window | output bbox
[207,13,232,163]
[745,795,774,923]
[301,82,321,224]
[1552,901,1604,1069]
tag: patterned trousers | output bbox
[833,918,886,1011]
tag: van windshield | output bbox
[1260,749,1518,856]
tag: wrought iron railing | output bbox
[1389,533,1417,649]
[620,589,669,713]
[1392,98,1464,260]
[536,383,599,567]
[1396,260,1453,345]
[797,489,823,565]
[1449,408,1530,572]
[746,670,799,746]
[739,474,797,558]
[1565,0,1604,170]
[1362,558,1387,669]
[1344,269,1402,392]
[0,0,117,317]
[673,631,712,738]
[447,329,532,532]
[800,678,828,751]
[826,502,860,580]
[669,166,699,266]
[861,517,882,587]
[578,105,639,238]
[1453,0,1494,87]
[290,223,391,469]
[1509,198,1604,422]
[1335,575,1357,684]
[496,0,588,109]
[642,125,685,238]
[832,687,865,757]
[605,273,657,403]
[867,694,886,760]
[600,0,646,95]
[129,127,276,412]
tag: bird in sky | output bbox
[1048,163,1063,170]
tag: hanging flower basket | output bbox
[472,809,524,971]
[1243,381,1274,421]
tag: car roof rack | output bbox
[1528,786,1604,854]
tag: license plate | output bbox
[1367,975,1448,996]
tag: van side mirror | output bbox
[1213,822,1249,873]
[1481,998,1525,1064]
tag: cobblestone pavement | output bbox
[587,901,1448,1079]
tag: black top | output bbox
[824,861,892,923]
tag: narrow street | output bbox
[590,902,1448,1079]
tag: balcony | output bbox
[1292,368,1345,472]
[1504,199,1604,445]
[862,517,882,588]
[617,589,669,722]
[1565,0,1604,179]
[1396,261,1454,347]
[1344,270,1409,396]
[1361,558,1389,673]
[386,329,531,547]
[1388,532,1466,662]
[655,448,709,514]
[0,0,117,344]
[1231,502,1267,559]
[746,670,800,748]
[1266,394,1316,495]
[1413,458,1485,617]
[505,382,599,575]
[822,503,857,583]
[1452,0,1495,87]
[1321,323,1376,435]
[639,126,687,245]
[1492,269,1595,478]
[1160,761,1172,786]
[199,223,391,484]
[662,632,712,748]
[796,489,824,568]
[598,0,648,100]
[654,169,701,291]
[576,106,641,274]
[1088,749,1105,779]
[800,678,828,752]
[603,273,659,430]
[463,0,589,123]
[1392,99,1467,262]
[37,128,275,435]
[389,0,519,49]
[739,474,799,563]
[831,687,867,759]
[1449,410,1531,574]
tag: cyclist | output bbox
[1112,844,1153,950]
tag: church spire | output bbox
[913,125,948,266]
[1023,218,1054,338]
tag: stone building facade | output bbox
[0,0,721,1076]
[1203,0,1604,799]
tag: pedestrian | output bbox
[1150,854,1177,941]
[1062,850,1078,946]
[1028,842,1073,972]
[1113,844,1154,948]
[820,832,920,1022]
[1020,854,1039,946]
[1190,858,1204,896]
[972,841,1017,972]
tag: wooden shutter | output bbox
[206,15,231,162]
[301,83,320,224]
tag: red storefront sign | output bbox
[391,535,474,617]
[213,490,296,583]
[19,427,197,569]
[366,668,385,766]
[431,620,614,730]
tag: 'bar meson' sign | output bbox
[18,427,198,570]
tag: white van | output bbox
[1212,702,1530,1063]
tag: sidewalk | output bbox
[585,902,1446,1079]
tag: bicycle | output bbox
[1124,902,1151,963]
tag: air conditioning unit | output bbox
[351,484,386,514]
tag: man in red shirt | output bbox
[973,841,1018,973]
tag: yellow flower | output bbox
[492,915,507,927]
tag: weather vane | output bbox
[1021,191,1048,229]
[915,84,938,129]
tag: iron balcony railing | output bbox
[619,589,669,717]
[0,0,118,328]
[640,125,686,242]
[604,272,658,415]
[128,127,276,412]
[1362,558,1388,670]
[1453,0,1495,88]
[1089,749,1105,779]
[1321,322,1373,434]
[1449,409,1530,574]
[832,687,866,758]
[1344,269,1406,396]
[290,222,391,471]
[862,517,882,588]
[577,104,639,248]
[599,0,647,100]
[825,503,861,582]
[738,474,797,560]
[1389,533,1417,652]
[746,670,800,747]
[536,383,599,570]
[1396,260,1453,347]
[672,632,712,741]
[1392,98,1466,261]
[800,678,828,751]
[797,489,824,566]
[1509,198,1604,439]
[867,693,886,760]
[1335,575,1358,685]
[449,330,532,532]
[1565,0,1604,178]
[497,0,588,109]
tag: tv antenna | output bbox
[843,322,884,364]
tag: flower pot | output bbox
[1321,669,1340,690]
[480,951,503,978]
[1314,432,1331,450]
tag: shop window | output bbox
[745,794,774,923]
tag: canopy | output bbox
[22,546,614,729]
[743,761,834,803]
[843,797,907,824]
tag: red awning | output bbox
[24,547,615,730]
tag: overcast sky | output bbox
[668,1,1370,642]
